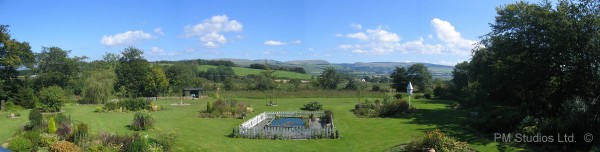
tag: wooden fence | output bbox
[239,111,336,139]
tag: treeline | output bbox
[434,1,600,150]
[156,59,237,67]
[248,63,306,74]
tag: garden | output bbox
[1,96,525,151]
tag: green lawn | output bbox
[0,97,523,151]
[197,65,313,80]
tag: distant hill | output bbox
[206,58,454,79]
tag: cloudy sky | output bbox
[0,0,521,65]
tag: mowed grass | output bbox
[0,97,523,151]
[197,65,313,80]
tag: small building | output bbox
[182,88,204,98]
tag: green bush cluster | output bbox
[130,111,155,131]
[49,141,81,152]
[301,102,323,111]
[199,99,251,118]
[354,99,413,118]
[119,98,152,111]
[403,129,473,152]
[8,136,34,152]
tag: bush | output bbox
[380,99,411,117]
[49,141,80,152]
[94,107,103,112]
[39,133,59,147]
[323,110,334,124]
[404,129,473,152]
[29,109,43,129]
[104,102,118,111]
[8,136,34,152]
[301,102,323,111]
[200,99,251,118]
[127,139,149,152]
[48,117,57,134]
[394,94,402,99]
[22,129,42,147]
[119,98,151,111]
[206,100,212,112]
[56,121,72,140]
[73,123,89,144]
[131,112,154,131]
[97,132,136,150]
[154,129,180,152]
[38,86,68,112]
[15,88,39,109]
[424,93,432,99]
[371,85,381,92]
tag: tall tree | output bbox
[34,46,86,94]
[317,67,341,90]
[390,64,432,93]
[82,69,116,104]
[145,66,169,97]
[115,47,150,97]
[0,25,35,101]
[166,63,196,94]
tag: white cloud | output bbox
[346,32,368,41]
[149,46,166,56]
[100,30,154,47]
[350,23,362,30]
[338,18,476,55]
[292,40,302,44]
[264,40,286,46]
[184,15,243,48]
[154,27,164,36]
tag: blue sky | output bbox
[0,0,522,65]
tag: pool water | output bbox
[269,117,305,127]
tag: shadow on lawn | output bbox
[405,108,492,146]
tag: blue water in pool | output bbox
[269,117,304,127]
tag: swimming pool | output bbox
[269,117,305,127]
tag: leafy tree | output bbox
[343,78,358,91]
[390,64,432,93]
[115,47,150,97]
[28,108,43,128]
[144,66,169,97]
[223,77,234,91]
[0,25,35,101]
[14,87,38,108]
[166,63,196,95]
[289,79,302,91]
[38,86,67,112]
[317,67,341,90]
[82,68,116,104]
[33,47,86,94]
[249,60,275,91]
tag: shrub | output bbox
[29,108,43,129]
[424,93,432,99]
[39,133,59,147]
[94,107,103,112]
[8,136,34,152]
[22,129,42,147]
[131,112,154,131]
[127,139,149,152]
[371,85,381,92]
[200,99,251,118]
[323,110,334,124]
[48,117,57,134]
[54,113,71,125]
[301,102,323,111]
[15,88,39,109]
[56,121,72,140]
[154,129,180,152]
[97,132,136,150]
[404,129,473,152]
[104,102,118,111]
[335,130,340,139]
[49,141,80,152]
[4,101,24,113]
[380,99,410,117]
[206,100,212,112]
[119,98,151,111]
[73,123,89,144]
[38,86,68,112]
[394,94,402,99]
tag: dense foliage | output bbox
[249,63,306,74]
[38,86,68,112]
[397,129,473,152]
[316,67,341,90]
[390,64,432,93]
[301,102,323,111]
[354,99,412,118]
[131,111,155,131]
[199,99,252,118]
[449,0,600,149]
[115,47,150,97]
[118,98,152,111]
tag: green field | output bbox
[197,65,313,80]
[0,96,523,151]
